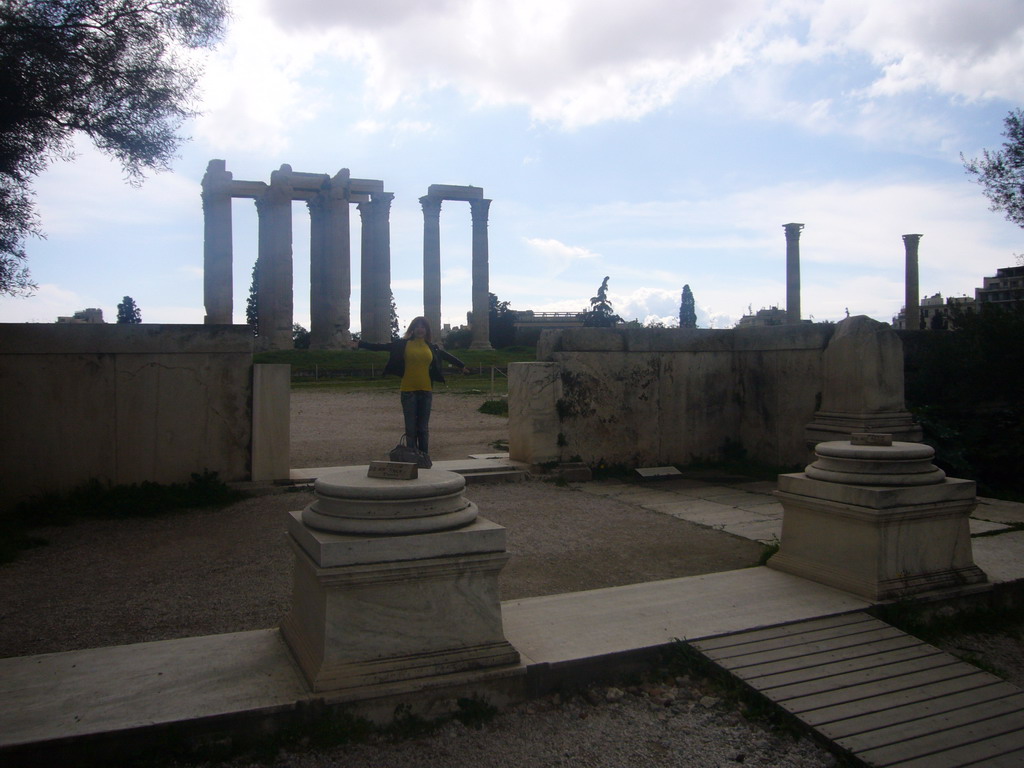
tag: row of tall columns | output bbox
[201,161,395,350]
[780,223,926,329]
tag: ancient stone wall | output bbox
[509,323,838,470]
[0,324,275,508]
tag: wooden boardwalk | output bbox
[691,612,1024,767]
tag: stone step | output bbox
[459,468,528,485]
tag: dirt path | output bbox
[0,389,764,659]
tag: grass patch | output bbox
[478,398,509,416]
[257,347,537,392]
[0,471,247,565]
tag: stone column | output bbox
[903,234,923,331]
[783,223,804,324]
[201,159,233,325]
[359,192,394,343]
[469,198,492,349]
[374,192,394,343]
[309,171,351,349]
[421,195,443,337]
[255,165,294,350]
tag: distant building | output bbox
[57,308,105,324]
[736,306,787,328]
[511,310,585,332]
[892,293,975,330]
[893,264,1022,329]
[976,265,1024,307]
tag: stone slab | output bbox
[974,497,1024,525]
[635,466,682,479]
[502,567,871,667]
[972,531,1024,584]
[287,511,507,567]
[971,519,1010,535]
[722,519,783,543]
[0,629,308,748]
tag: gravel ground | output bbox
[2,388,1021,767]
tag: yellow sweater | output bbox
[400,339,433,391]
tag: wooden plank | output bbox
[710,627,914,669]
[817,682,1019,738]
[803,673,1003,726]
[763,654,959,700]
[961,747,1024,767]
[744,637,938,679]
[741,643,943,689]
[858,710,1024,766]
[779,662,976,713]
[876,729,1024,768]
[693,613,874,653]
[690,615,1024,768]
[837,694,1024,752]
[694,614,880,657]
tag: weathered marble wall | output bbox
[509,323,838,469]
[0,324,263,508]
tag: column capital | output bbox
[371,191,395,208]
[902,233,923,245]
[469,197,492,224]
[783,222,804,238]
[420,195,443,218]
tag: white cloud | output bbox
[236,0,1024,140]
[524,237,599,275]
[194,4,333,152]
[0,284,85,323]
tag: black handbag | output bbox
[389,435,432,468]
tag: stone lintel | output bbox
[350,178,385,194]
[777,473,976,512]
[227,180,268,198]
[427,184,484,200]
[287,510,506,568]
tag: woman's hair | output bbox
[403,316,432,343]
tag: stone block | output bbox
[281,513,519,692]
[508,362,562,464]
[770,472,986,601]
[252,363,290,482]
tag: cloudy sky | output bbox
[3,0,1023,330]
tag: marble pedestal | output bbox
[769,439,987,601]
[281,468,520,693]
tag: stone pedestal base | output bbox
[281,511,520,692]
[769,474,986,601]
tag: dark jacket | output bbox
[357,338,467,384]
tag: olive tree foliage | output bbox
[962,108,1024,230]
[0,0,228,296]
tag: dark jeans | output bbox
[401,390,432,452]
